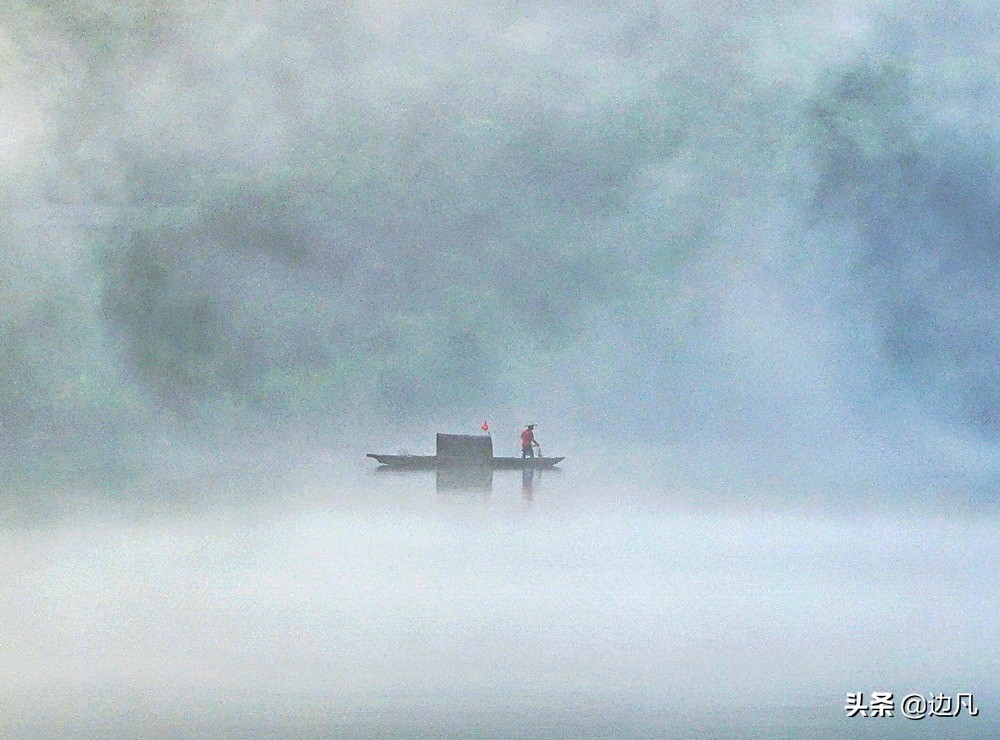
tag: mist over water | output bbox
[2,1,1000,735]
[3,464,998,737]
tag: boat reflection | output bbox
[435,466,493,494]
[521,466,535,502]
[371,465,558,497]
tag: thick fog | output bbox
[2,1,999,736]
[3,0,1000,487]
[4,464,998,736]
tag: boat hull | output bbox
[490,456,564,470]
[367,454,563,470]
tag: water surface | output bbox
[3,461,997,737]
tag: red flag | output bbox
[482,421,490,432]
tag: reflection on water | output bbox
[522,467,535,502]
[436,466,493,494]
[407,466,552,499]
[2,463,998,737]
[522,466,534,500]
[371,465,556,499]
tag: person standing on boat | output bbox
[521,424,539,459]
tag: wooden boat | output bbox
[491,456,564,469]
[367,453,564,470]
[368,433,563,470]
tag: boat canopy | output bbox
[435,433,493,467]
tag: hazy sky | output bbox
[2,1,1000,492]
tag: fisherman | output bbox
[520,424,540,459]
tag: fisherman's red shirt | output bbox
[521,429,535,447]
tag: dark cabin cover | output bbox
[435,433,493,467]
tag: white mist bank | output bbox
[2,470,997,735]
